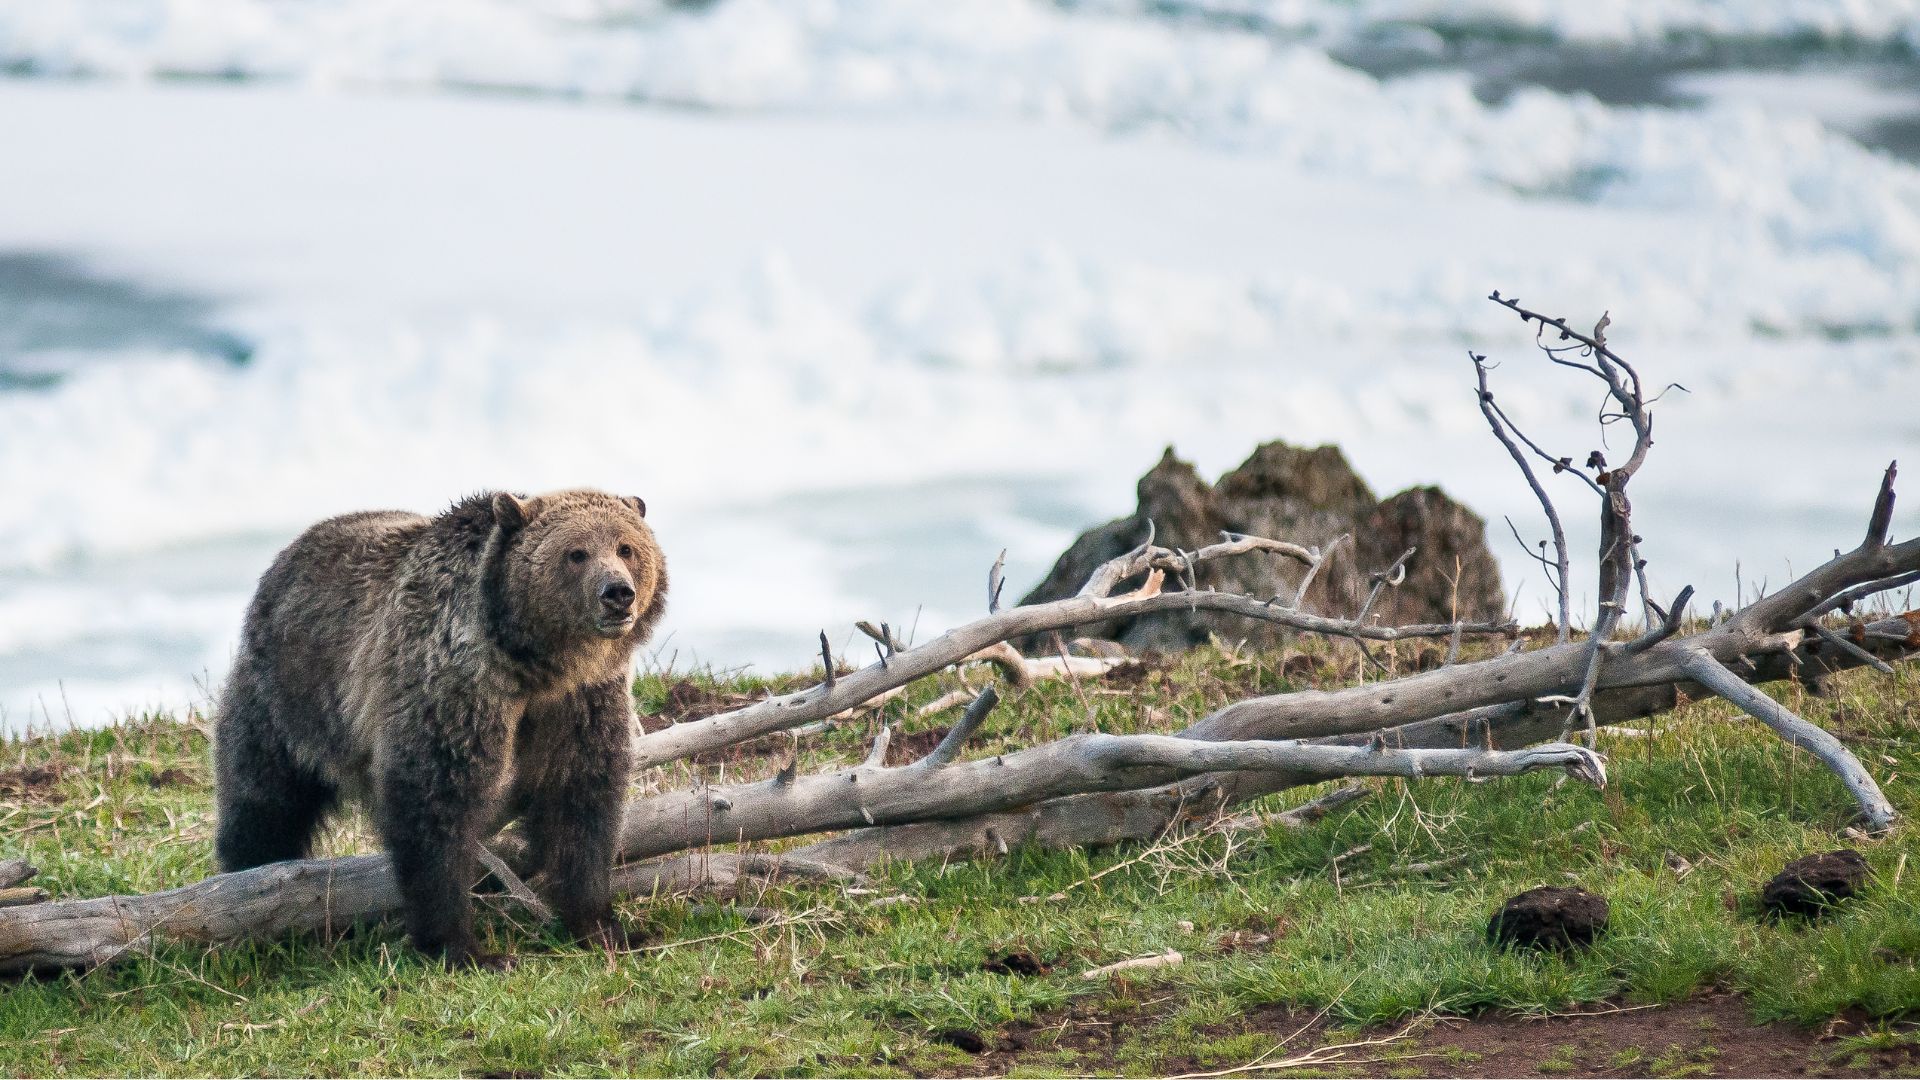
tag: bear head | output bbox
[490,489,667,651]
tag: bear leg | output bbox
[214,673,337,871]
[377,723,509,968]
[519,678,636,947]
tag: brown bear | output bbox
[212,489,667,968]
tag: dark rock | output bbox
[1021,441,1506,653]
[1487,886,1610,951]
[1354,486,1506,627]
[1761,850,1870,918]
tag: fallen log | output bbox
[793,611,1920,866]
[4,614,1906,976]
[611,702,1607,862]
[0,852,862,975]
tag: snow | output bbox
[6,2,1917,289]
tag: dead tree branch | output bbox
[632,538,1510,769]
[1676,647,1896,829]
[1474,353,1577,642]
[1488,292,1660,744]
[797,610,1920,867]
[613,725,1605,864]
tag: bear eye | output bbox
[618,543,634,559]
[567,549,589,564]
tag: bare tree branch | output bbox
[1676,647,1896,830]
[631,545,1511,770]
[798,610,1919,868]
[1473,352,1576,641]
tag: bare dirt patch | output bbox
[940,993,1919,1078]
[883,725,951,766]
[1405,995,1915,1079]
[0,764,65,803]
[642,680,799,768]
[143,767,196,788]
[647,680,758,728]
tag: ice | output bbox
[1081,0,1920,47]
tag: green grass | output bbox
[4,641,1920,1076]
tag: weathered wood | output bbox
[0,855,398,973]
[629,536,1511,770]
[0,852,857,976]
[613,728,1604,863]
[795,612,1920,866]
[1183,542,1920,747]
[1678,646,1897,829]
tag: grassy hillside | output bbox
[4,643,1920,1077]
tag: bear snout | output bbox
[598,579,637,616]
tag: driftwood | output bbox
[795,612,1920,866]
[6,293,1917,975]
[627,539,1513,770]
[0,853,862,974]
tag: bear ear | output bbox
[492,493,532,533]
[626,495,647,519]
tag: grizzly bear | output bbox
[213,489,667,968]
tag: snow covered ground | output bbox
[0,2,1916,733]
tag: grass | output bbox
[3,639,1920,1076]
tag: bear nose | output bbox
[599,580,636,614]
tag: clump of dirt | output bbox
[0,764,65,802]
[1762,850,1870,918]
[1487,886,1610,952]
[982,949,1048,976]
[648,679,759,729]
[144,767,195,787]
[1102,660,1152,686]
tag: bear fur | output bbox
[213,489,667,967]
